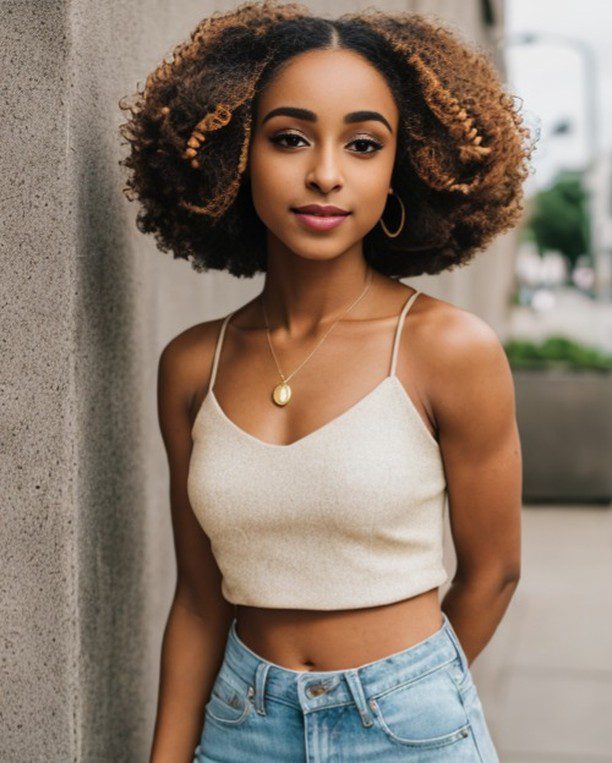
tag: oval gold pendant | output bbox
[272,382,292,406]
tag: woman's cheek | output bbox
[249,161,293,222]
[250,178,289,230]
[354,191,387,236]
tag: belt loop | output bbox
[344,670,374,728]
[443,612,470,674]
[254,661,271,715]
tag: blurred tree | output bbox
[521,169,591,270]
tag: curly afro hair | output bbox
[118,0,536,279]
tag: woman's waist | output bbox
[234,586,443,672]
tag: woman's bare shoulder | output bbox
[413,291,503,355]
[159,317,221,384]
[412,292,514,431]
[157,317,229,421]
[161,317,224,367]
[158,296,259,415]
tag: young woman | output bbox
[120,1,531,760]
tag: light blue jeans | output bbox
[193,611,499,761]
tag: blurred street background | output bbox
[454,2,612,760]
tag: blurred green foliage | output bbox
[504,336,612,371]
[521,169,591,269]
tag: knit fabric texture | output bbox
[187,290,448,610]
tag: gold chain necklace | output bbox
[261,268,374,406]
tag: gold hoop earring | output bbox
[379,189,406,238]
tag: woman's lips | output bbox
[291,210,351,231]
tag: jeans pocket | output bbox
[205,670,253,727]
[368,661,471,749]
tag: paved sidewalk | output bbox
[469,505,612,762]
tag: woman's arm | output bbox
[150,326,235,763]
[424,305,522,666]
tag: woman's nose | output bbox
[305,148,343,193]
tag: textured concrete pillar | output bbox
[1,1,238,759]
[3,3,84,759]
[1,1,510,759]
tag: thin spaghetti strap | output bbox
[208,311,235,395]
[389,290,421,377]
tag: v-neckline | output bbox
[192,374,439,450]
[190,288,438,450]
[196,375,397,450]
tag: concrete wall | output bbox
[2,3,82,759]
[1,1,511,759]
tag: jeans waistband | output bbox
[221,611,468,725]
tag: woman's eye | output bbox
[269,132,307,149]
[269,132,383,155]
[348,137,384,155]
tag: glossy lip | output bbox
[292,211,350,231]
[292,203,350,216]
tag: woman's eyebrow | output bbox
[261,106,393,134]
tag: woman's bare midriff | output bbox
[234,587,443,671]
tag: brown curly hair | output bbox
[118,0,536,278]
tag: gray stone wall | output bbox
[2,2,82,759]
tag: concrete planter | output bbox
[513,368,612,504]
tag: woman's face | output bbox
[248,48,399,262]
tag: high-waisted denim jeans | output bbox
[193,611,500,761]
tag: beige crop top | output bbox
[187,289,449,610]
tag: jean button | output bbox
[306,683,326,697]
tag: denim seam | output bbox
[206,695,252,726]
[450,681,486,763]
[447,654,472,694]
[303,699,364,714]
[369,656,456,701]
[444,622,470,674]
[263,692,362,712]
[372,705,472,750]
[457,670,473,694]
[216,670,251,700]
[262,693,301,710]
